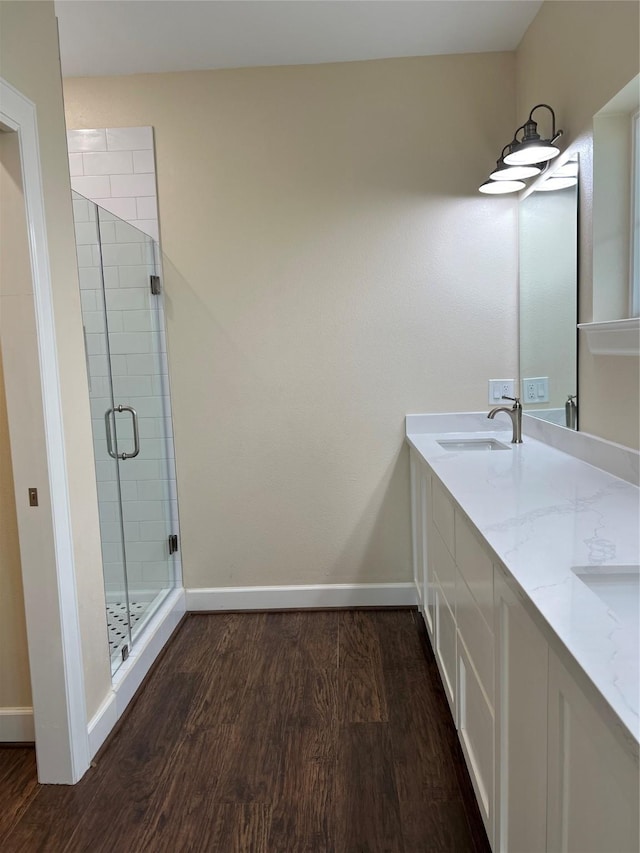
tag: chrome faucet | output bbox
[488,395,523,443]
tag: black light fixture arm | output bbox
[512,122,527,140]
[525,104,563,144]
[529,103,556,132]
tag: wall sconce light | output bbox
[504,104,563,166]
[479,104,563,195]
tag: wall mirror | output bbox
[519,156,579,428]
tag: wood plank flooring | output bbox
[0,610,490,852]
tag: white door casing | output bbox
[0,77,90,783]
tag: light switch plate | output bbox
[488,379,515,404]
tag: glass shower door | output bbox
[97,209,180,647]
[74,190,180,675]
[73,192,132,672]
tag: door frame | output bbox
[0,77,90,783]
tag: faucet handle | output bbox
[502,395,521,406]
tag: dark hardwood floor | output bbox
[0,610,490,852]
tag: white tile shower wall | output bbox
[67,127,159,242]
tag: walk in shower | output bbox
[72,191,181,674]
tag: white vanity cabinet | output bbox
[546,649,640,853]
[409,454,640,853]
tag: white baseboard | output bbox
[185,582,417,612]
[0,707,35,742]
[87,587,185,759]
[87,693,117,758]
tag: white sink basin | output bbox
[437,438,511,452]
[572,565,640,625]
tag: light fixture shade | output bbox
[489,161,541,181]
[553,160,579,178]
[479,178,525,194]
[535,176,578,192]
[504,141,560,166]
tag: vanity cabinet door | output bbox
[458,635,495,846]
[430,520,456,613]
[494,568,548,853]
[457,569,493,708]
[432,475,455,557]
[455,508,494,632]
[434,581,457,717]
[546,648,640,853]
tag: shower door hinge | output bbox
[168,534,179,555]
[150,275,161,295]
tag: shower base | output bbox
[106,601,148,663]
[106,588,174,668]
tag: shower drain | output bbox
[106,601,148,656]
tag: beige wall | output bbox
[0,0,111,719]
[0,132,32,713]
[0,345,31,709]
[64,53,518,590]
[517,0,640,448]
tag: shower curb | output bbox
[87,588,185,759]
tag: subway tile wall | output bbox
[68,127,159,242]
[73,188,181,602]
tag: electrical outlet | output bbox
[488,379,515,404]
[522,376,549,403]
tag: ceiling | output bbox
[55,0,543,78]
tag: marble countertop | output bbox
[406,413,640,747]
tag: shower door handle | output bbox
[105,405,141,460]
[117,405,140,459]
[105,408,117,459]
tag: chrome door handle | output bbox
[104,405,140,460]
[105,408,117,459]
[117,405,140,459]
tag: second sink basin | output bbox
[437,438,511,452]
[572,565,640,626]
